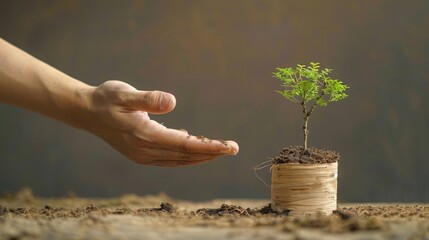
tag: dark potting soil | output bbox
[195,203,282,216]
[272,146,340,164]
[137,202,176,213]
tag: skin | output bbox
[0,38,239,167]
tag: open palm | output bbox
[85,80,238,167]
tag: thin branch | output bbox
[294,72,299,82]
[308,100,318,116]
[301,100,307,116]
[308,92,325,116]
[288,73,295,83]
[291,96,299,103]
[307,81,326,117]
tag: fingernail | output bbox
[220,141,239,155]
[160,93,171,110]
[228,148,238,155]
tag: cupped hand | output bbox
[83,80,239,167]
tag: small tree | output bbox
[273,62,349,150]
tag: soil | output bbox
[196,135,211,143]
[194,135,230,147]
[0,189,428,239]
[272,146,340,164]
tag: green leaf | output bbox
[273,62,348,107]
[316,98,328,106]
[298,80,318,101]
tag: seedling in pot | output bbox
[268,62,349,214]
[273,62,349,150]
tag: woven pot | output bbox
[271,162,338,215]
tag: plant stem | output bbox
[303,115,309,150]
[301,101,309,150]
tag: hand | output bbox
[83,80,239,167]
[0,39,238,167]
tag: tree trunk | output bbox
[303,116,309,150]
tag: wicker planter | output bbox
[271,162,338,215]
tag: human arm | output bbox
[0,38,239,166]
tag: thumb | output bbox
[125,90,176,114]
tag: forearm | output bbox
[0,38,93,129]
[0,38,239,166]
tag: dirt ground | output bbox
[0,189,428,240]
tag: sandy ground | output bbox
[0,189,428,240]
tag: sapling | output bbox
[273,62,349,150]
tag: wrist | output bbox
[64,82,97,131]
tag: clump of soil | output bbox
[137,202,176,213]
[196,204,250,216]
[253,203,281,215]
[195,203,286,217]
[272,146,340,164]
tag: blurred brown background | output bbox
[1,0,428,202]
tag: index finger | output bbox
[154,128,239,155]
